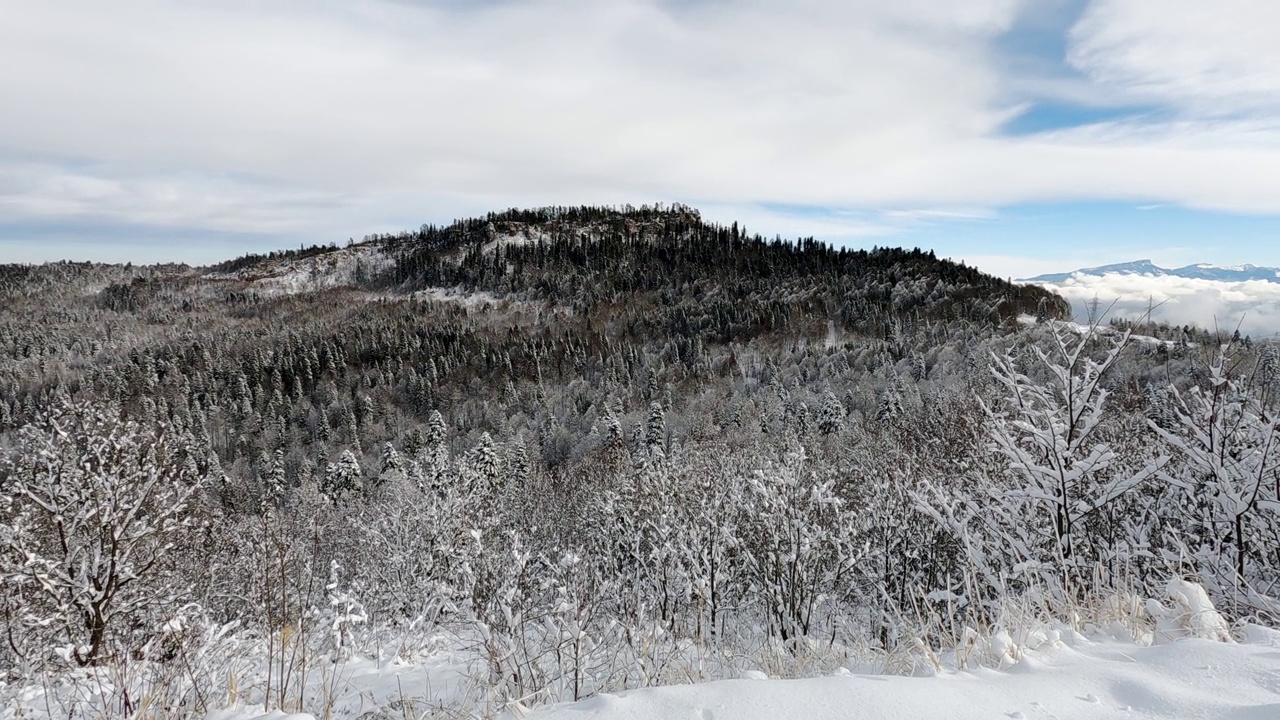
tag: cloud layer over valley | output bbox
[1038,272,1280,337]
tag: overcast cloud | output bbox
[2,0,1280,271]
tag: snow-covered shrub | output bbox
[1148,345,1280,617]
[0,400,205,666]
[324,561,368,662]
[978,323,1165,590]
[1145,578,1233,643]
[741,444,862,645]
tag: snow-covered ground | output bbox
[1016,314,1185,347]
[481,227,550,255]
[8,630,1279,720]
[528,628,1280,720]
[5,626,1279,720]
[10,582,1271,720]
[175,621,1280,720]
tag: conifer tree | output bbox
[817,391,844,435]
[324,450,363,499]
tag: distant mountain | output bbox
[1026,260,1280,284]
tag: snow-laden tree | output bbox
[379,441,404,478]
[980,324,1164,575]
[875,385,903,422]
[741,444,862,643]
[817,390,844,436]
[465,432,502,497]
[323,449,363,499]
[644,401,665,451]
[0,401,204,665]
[679,450,749,644]
[1149,346,1280,610]
[415,409,452,496]
[634,402,667,492]
[260,448,286,509]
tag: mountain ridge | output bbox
[1026,259,1280,284]
[188,204,1071,334]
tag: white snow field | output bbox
[196,618,1280,720]
[5,584,1278,719]
[196,623,1280,720]
[526,628,1280,720]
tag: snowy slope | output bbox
[13,627,1277,720]
[204,243,394,294]
[529,628,1280,720]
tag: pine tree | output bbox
[380,441,404,476]
[466,432,502,497]
[415,410,452,497]
[506,435,530,485]
[645,401,666,450]
[424,409,447,447]
[602,413,624,444]
[324,450,363,499]
[346,408,362,455]
[643,367,660,400]
[876,387,903,422]
[317,409,332,442]
[817,391,844,435]
[263,448,287,507]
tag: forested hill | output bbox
[0,205,1069,457]
[210,204,1069,339]
[0,203,1077,498]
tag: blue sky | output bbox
[2,0,1279,278]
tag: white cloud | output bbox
[1039,273,1280,338]
[1,0,1280,254]
[1069,0,1280,115]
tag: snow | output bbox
[1015,315,1180,347]
[204,244,394,295]
[410,286,575,321]
[201,653,478,720]
[5,602,1279,720]
[527,627,1280,720]
[482,227,551,254]
[412,286,507,308]
[1147,578,1233,644]
[824,320,840,349]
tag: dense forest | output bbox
[1,206,1277,717]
